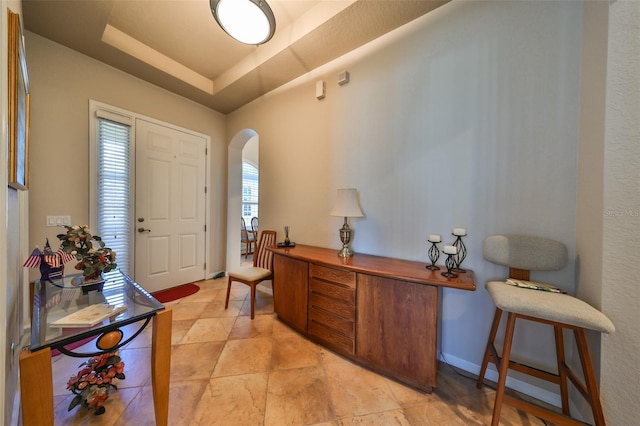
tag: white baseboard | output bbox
[438,352,562,408]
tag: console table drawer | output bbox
[309,306,355,338]
[309,292,355,320]
[309,320,354,355]
[310,278,355,305]
[310,264,355,288]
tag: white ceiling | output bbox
[22,0,450,114]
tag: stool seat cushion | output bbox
[228,266,272,281]
[486,281,615,334]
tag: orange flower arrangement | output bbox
[66,351,125,415]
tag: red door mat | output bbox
[152,283,200,303]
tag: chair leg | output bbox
[478,308,503,389]
[574,328,606,426]
[225,278,232,310]
[250,284,256,319]
[491,312,517,426]
[554,325,571,416]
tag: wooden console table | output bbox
[20,271,171,425]
[268,244,476,392]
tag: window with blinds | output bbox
[242,161,259,223]
[97,118,132,276]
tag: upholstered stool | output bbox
[477,235,614,426]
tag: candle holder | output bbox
[426,241,440,270]
[284,226,291,246]
[441,253,458,278]
[452,234,467,273]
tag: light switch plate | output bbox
[46,215,72,227]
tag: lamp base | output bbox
[337,246,354,258]
[337,218,354,257]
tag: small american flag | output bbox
[57,247,77,264]
[23,241,77,269]
[23,248,42,268]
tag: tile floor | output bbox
[50,275,555,425]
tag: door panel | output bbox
[135,120,206,292]
[148,235,170,275]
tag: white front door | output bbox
[134,119,206,292]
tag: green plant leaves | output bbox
[68,394,83,411]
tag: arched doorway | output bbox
[226,129,259,272]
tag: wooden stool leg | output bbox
[554,325,571,415]
[575,328,606,426]
[491,312,517,426]
[478,308,503,388]
[225,278,232,309]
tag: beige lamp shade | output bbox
[330,188,364,218]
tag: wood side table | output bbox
[268,244,476,392]
[20,270,171,425]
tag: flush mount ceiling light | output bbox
[210,0,276,45]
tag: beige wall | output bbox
[229,0,583,406]
[24,32,228,279]
[575,1,608,421]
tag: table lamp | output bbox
[330,188,364,257]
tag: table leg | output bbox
[20,347,54,426]
[151,308,172,426]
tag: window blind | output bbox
[97,118,132,276]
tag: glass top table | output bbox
[22,269,173,425]
[31,269,165,355]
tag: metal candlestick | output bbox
[284,226,291,246]
[426,242,440,270]
[441,253,458,278]
[452,235,467,273]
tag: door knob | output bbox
[137,217,145,222]
[138,227,151,233]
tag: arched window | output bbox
[242,161,258,223]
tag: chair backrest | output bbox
[251,217,259,233]
[254,230,277,269]
[483,235,567,277]
[241,218,250,241]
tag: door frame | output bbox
[88,100,211,281]
[226,128,258,273]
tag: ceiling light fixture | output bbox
[210,0,276,45]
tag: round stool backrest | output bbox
[483,235,567,271]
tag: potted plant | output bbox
[66,351,125,415]
[57,225,117,284]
